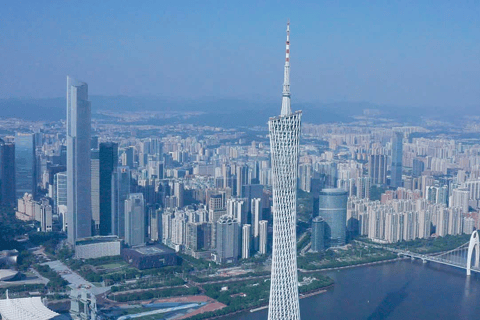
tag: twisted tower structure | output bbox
[268,21,302,320]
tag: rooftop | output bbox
[0,295,59,320]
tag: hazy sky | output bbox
[1,1,479,107]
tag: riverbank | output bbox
[194,258,403,320]
[299,256,407,273]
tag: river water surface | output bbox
[229,260,480,320]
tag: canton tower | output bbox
[268,21,302,320]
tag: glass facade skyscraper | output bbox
[66,76,92,244]
[319,188,348,247]
[14,132,35,199]
[311,216,325,252]
[124,193,145,246]
[0,139,15,206]
[99,142,118,235]
[111,166,131,238]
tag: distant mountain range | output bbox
[0,96,477,127]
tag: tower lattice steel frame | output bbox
[267,21,302,320]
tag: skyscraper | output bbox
[91,149,100,234]
[99,142,118,235]
[14,132,36,199]
[391,131,403,188]
[311,216,325,252]
[236,164,249,197]
[0,139,15,206]
[319,188,348,247]
[111,166,131,238]
[124,193,145,246]
[66,76,92,244]
[268,21,302,320]
[215,214,240,264]
[251,198,262,251]
[242,224,251,259]
[368,153,387,185]
[259,220,268,255]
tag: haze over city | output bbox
[1,1,479,108]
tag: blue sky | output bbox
[1,0,479,107]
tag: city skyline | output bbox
[1,3,480,320]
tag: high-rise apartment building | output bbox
[368,154,387,185]
[66,76,92,244]
[99,142,118,235]
[15,132,36,199]
[268,21,301,320]
[391,131,403,188]
[227,198,247,225]
[124,193,145,246]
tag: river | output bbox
[229,259,480,319]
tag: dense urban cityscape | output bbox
[1,2,480,320]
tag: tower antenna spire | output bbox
[281,20,291,116]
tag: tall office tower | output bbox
[66,76,92,244]
[15,132,36,199]
[268,21,302,320]
[319,188,348,247]
[236,165,249,197]
[215,215,240,264]
[311,216,325,252]
[99,142,118,235]
[0,139,15,206]
[251,198,262,251]
[412,158,425,177]
[54,172,67,230]
[174,181,184,208]
[39,198,53,232]
[124,193,145,246]
[368,154,387,185]
[209,194,227,248]
[149,207,162,242]
[391,131,403,188]
[186,222,213,251]
[299,163,312,192]
[222,163,232,190]
[91,149,100,234]
[121,146,135,167]
[148,138,163,160]
[242,224,251,259]
[90,136,99,149]
[242,184,264,216]
[112,166,131,238]
[259,220,268,254]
